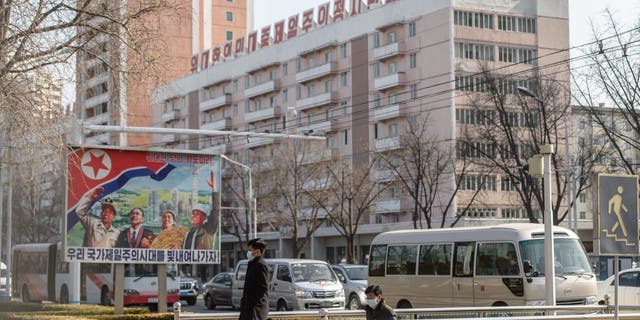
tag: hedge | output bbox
[0,302,173,320]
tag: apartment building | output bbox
[151,0,569,270]
[76,0,251,147]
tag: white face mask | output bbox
[246,250,254,260]
[366,298,377,308]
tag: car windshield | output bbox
[292,263,337,282]
[345,267,368,280]
[520,238,592,277]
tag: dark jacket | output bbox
[365,299,397,320]
[114,227,154,248]
[239,256,269,320]
[183,191,219,250]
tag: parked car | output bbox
[331,264,368,310]
[597,267,640,305]
[232,259,345,311]
[203,272,234,310]
[179,273,201,306]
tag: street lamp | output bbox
[517,86,556,307]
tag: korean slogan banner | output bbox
[65,147,221,264]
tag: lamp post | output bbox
[517,86,556,307]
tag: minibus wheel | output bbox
[397,300,412,309]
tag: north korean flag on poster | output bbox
[66,147,176,231]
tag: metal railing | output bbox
[173,303,640,320]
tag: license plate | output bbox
[322,301,333,307]
[148,298,158,303]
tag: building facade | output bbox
[151,0,570,272]
[75,0,250,147]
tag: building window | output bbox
[372,32,380,48]
[307,84,315,97]
[341,101,347,115]
[408,21,416,37]
[373,63,380,78]
[454,10,494,29]
[373,93,381,107]
[296,85,302,99]
[498,46,536,64]
[325,52,333,63]
[296,58,301,72]
[340,43,348,58]
[226,11,233,21]
[579,193,586,203]
[373,123,378,139]
[343,129,348,145]
[388,62,397,74]
[325,80,332,92]
[282,89,288,102]
[455,42,495,61]
[233,104,238,115]
[498,15,536,33]
[282,63,288,76]
[387,32,397,44]
[341,72,348,87]
[389,123,398,137]
[327,136,335,148]
[226,31,233,41]
[579,211,586,219]
[410,84,417,99]
[409,53,417,68]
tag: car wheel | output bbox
[100,286,111,306]
[348,294,360,310]
[205,294,216,310]
[187,296,197,305]
[60,285,69,304]
[148,303,158,312]
[277,299,287,311]
[22,285,30,303]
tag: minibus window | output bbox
[387,245,417,275]
[454,242,475,277]
[418,244,452,276]
[476,242,519,276]
[369,245,387,276]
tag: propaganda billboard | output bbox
[65,146,221,264]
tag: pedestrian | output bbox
[239,238,269,320]
[364,285,397,320]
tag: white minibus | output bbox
[368,223,597,308]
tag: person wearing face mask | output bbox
[239,238,269,320]
[364,285,397,320]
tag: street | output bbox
[178,295,235,314]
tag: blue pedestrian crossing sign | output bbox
[597,174,639,256]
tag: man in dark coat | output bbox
[364,285,397,320]
[239,238,269,320]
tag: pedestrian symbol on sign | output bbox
[608,185,629,238]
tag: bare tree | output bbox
[307,157,387,264]
[253,140,329,258]
[461,69,602,224]
[572,10,640,174]
[378,115,480,229]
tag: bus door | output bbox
[452,242,475,306]
[473,242,523,306]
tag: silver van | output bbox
[232,258,345,311]
[331,264,368,309]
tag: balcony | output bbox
[84,112,109,125]
[296,91,337,111]
[201,144,230,155]
[297,119,337,134]
[246,137,276,149]
[85,132,110,145]
[373,103,404,121]
[373,41,406,61]
[161,110,180,122]
[374,169,398,182]
[374,72,406,91]
[297,148,339,164]
[161,134,178,143]
[244,106,281,123]
[376,199,401,213]
[201,117,232,131]
[244,79,280,99]
[200,93,232,112]
[295,61,337,83]
[84,92,109,108]
[375,136,401,151]
[86,73,109,89]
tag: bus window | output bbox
[369,245,386,276]
[387,245,417,275]
[419,244,452,276]
[476,242,519,276]
[454,242,475,277]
